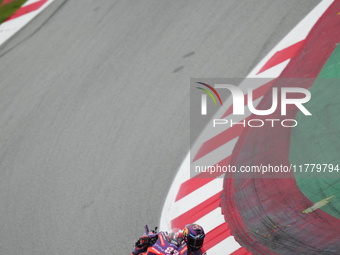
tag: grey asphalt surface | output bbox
[0,0,320,254]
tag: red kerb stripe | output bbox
[5,0,48,22]
[204,222,231,251]
[175,156,230,202]
[171,191,223,229]
[193,125,243,162]
[1,0,15,5]
[257,40,305,74]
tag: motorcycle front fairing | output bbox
[143,231,188,255]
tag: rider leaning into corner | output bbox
[131,224,207,255]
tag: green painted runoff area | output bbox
[290,43,340,218]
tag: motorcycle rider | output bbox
[131,223,206,255]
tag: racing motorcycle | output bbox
[135,225,188,255]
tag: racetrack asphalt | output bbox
[0,1,320,254]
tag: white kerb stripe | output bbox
[192,137,238,178]
[0,0,55,46]
[171,178,223,219]
[195,207,226,234]
[250,59,291,79]
[23,0,43,7]
[207,236,242,255]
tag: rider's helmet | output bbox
[183,224,205,252]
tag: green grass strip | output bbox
[0,0,27,25]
